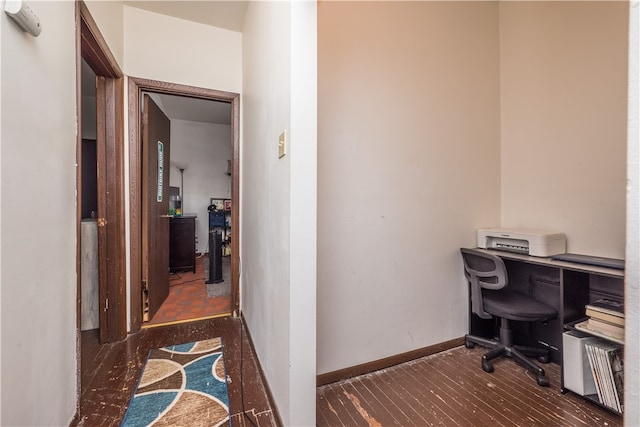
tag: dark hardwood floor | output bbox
[317,345,623,427]
[77,319,622,427]
[75,316,277,426]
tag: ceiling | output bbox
[123,1,249,32]
[147,92,232,126]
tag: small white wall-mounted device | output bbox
[4,0,42,37]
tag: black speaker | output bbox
[206,230,223,284]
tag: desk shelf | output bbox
[579,393,623,416]
[470,249,624,417]
[563,318,624,415]
[566,318,624,345]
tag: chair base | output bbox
[464,333,551,387]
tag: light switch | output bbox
[278,131,286,159]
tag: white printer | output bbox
[477,228,566,257]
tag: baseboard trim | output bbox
[316,337,465,386]
[140,312,232,329]
[68,410,80,427]
[241,312,284,427]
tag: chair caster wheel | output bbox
[482,359,494,373]
[465,340,475,349]
[536,376,550,387]
[537,355,550,364]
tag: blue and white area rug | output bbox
[121,338,231,427]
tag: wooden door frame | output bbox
[75,1,127,417]
[128,77,240,332]
[76,1,127,343]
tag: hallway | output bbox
[77,317,277,426]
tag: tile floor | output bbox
[146,255,232,326]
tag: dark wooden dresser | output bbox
[169,215,196,273]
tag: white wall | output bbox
[169,119,231,253]
[82,95,97,140]
[500,2,628,259]
[625,2,640,425]
[123,5,242,93]
[288,2,317,423]
[317,1,501,374]
[242,1,317,424]
[122,4,242,330]
[84,0,124,67]
[0,2,78,425]
[242,2,291,420]
[81,59,97,140]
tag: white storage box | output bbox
[562,330,598,396]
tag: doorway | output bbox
[141,91,235,326]
[76,0,127,415]
[76,1,127,345]
[128,77,240,332]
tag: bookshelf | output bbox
[209,198,231,256]
[573,320,624,345]
[564,299,624,415]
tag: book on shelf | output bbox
[574,320,624,344]
[584,340,624,413]
[597,343,617,411]
[608,345,624,412]
[586,298,624,318]
[586,318,624,341]
[584,343,605,404]
[602,344,624,413]
[599,341,624,413]
[585,307,625,326]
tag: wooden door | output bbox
[80,1,127,344]
[142,94,171,321]
[96,78,109,343]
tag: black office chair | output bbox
[460,248,557,386]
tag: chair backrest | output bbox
[460,248,508,319]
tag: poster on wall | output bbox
[157,141,164,202]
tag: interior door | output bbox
[96,78,109,343]
[142,94,171,321]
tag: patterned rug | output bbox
[121,338,230,427]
